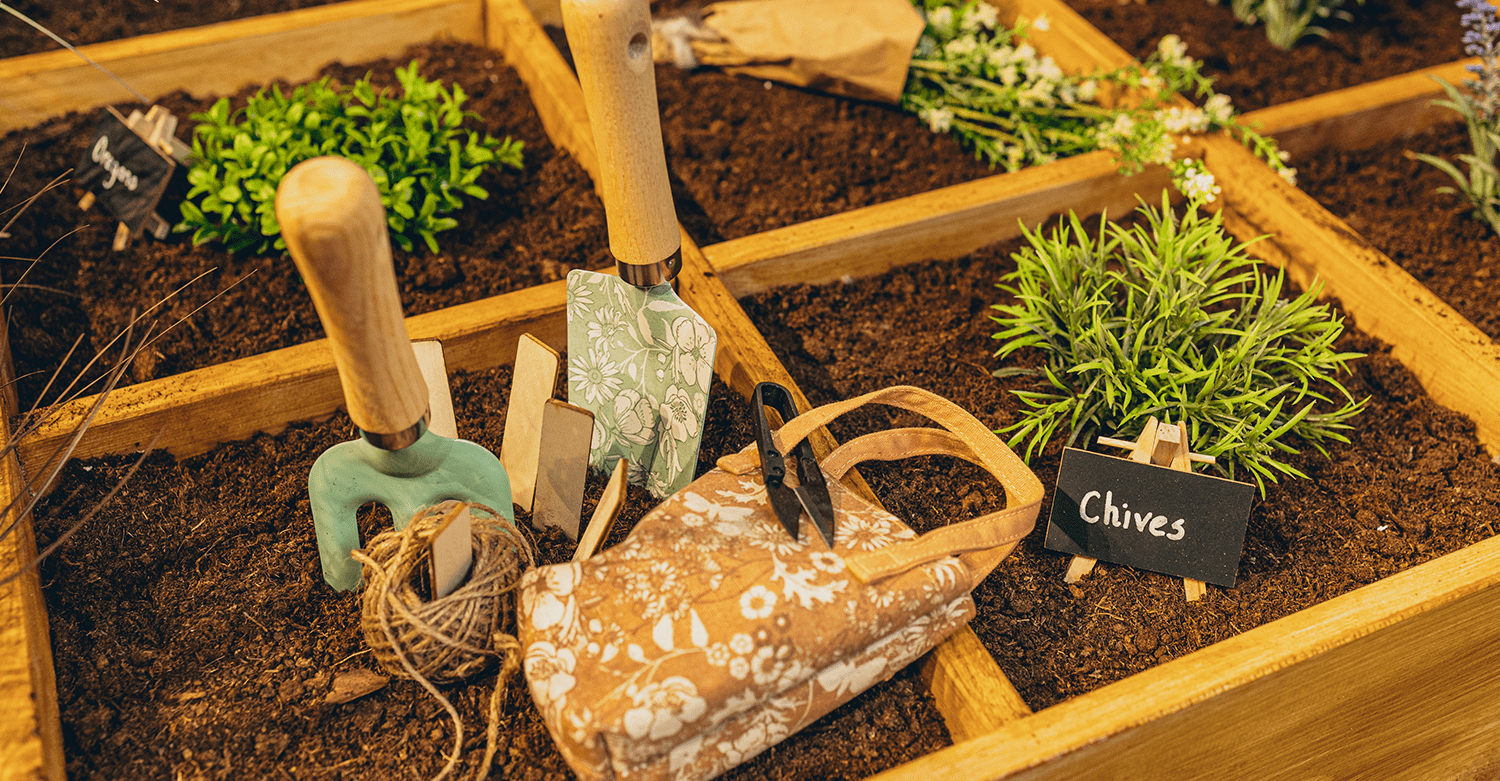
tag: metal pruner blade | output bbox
[753,382,836,547]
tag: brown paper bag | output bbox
[653,0,926,104]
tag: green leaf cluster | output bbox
[990,195,1366,494]
[177,61,524,254]
[1218,0,1364,50]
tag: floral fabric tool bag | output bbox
[519,386,1044,781]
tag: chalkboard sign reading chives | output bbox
[74,105,190,249]
[1045,447,1255,587]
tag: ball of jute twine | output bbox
[351,500,534,781]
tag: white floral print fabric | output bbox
[567,270,717,498]
[519,444,985,781]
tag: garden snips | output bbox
[753,382,835,547]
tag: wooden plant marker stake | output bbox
[573,458,629,562]
[500,333,560,513]
[533,399,595,540]
[1082,417,1217,602]
[411,339,472,598]
[76,104,191,250]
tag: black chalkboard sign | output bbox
[1044,448,1255,587]
[74,107,176,233]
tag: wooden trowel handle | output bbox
[276,156,428,438]
[563,0,681,280]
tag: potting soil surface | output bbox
[1295,118,1500,343]
[552,5,1004,246]
[2,40,608,409]
[740,224,1500,709]
[36,368,953,780]
[1067,0,1467,113]
[0,0,344,59]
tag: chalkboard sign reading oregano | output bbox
[75,106,177,235]
[1045,447,1255,586]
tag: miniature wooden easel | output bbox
[1063,416,1217,602]
[77,105,192,251]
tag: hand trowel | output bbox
[276,156,514,591]
[562,0,718,499]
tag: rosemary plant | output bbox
[903,0,1295,200]
[1415,0,1500,235]
[1216,0,1363,50]
[990,195,1365,493]
[178,61,524,255]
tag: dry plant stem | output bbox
[351,501,534,781]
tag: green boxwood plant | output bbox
[178,61,524,254]
[989,195,1366,493]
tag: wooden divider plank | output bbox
[16,280,568,476]
[1002,0,1135,72]
[1203,134,1500,453]
[0,0,484,136]
[702,151,1169,296]
[1244,59,1476,158]
[486,0,601,190]
[869,534,1500,781]
[0,313,64,781]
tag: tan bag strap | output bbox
[776,386,1044,583]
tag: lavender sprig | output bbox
[1415,0,1500,235]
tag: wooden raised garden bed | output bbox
[4,0,1500,779]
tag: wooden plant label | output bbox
[501,333,561,513]
[1044,448,1255,587]
[574,458,628,562]
[533,399,595,540]
[411,339,472,598]
[75,106,177,233]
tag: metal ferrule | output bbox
[616,247,682,288]
[359,411,430,451]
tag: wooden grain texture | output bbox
[1001,0,1134,72]
[701,151,1170,295]
[561,0,681,268]
[0,315,65,781]
[279,157,429,436]
[870,533,1500,781]
[1245,59,1477,158]
[0,0,483,136]
[17,281,570,475]
[1203,134,1500,453]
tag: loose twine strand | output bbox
[351,501,535,781]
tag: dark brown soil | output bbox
[2,40,608,411]
[548,12,1004,246]
[740,230,1500,710]
[654,62,999,244]
[1068,0,1468,113]
[1295,118,1500,342]
[0,0,342,59]
[36,368,952,780]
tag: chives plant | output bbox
[1415,0,1500,236]
[990,195,1365,493]
[903,0,1295,201]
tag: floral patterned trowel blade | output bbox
[567,271,716,497]
[562,0,718,498]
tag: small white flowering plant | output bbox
[1415,0,1500,235]
[989,194,1365,493]
[902,0,1295,201]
